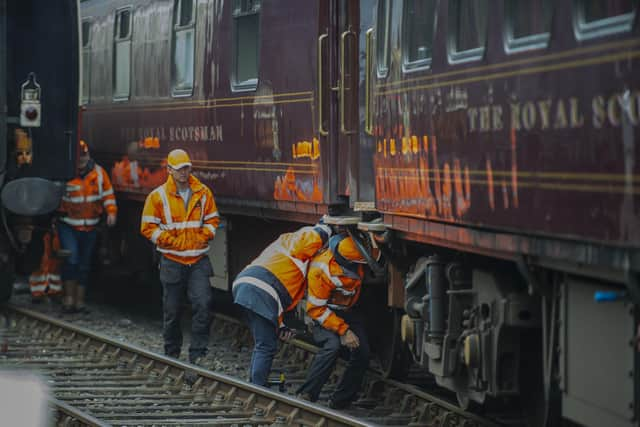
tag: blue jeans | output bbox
[244,309,278,387]
[159,256,213,361]
[297,311,369,403]
[57,222,97,289]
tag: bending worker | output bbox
[232,219,333,386]
[297,234,369,409]
[58,140,117,313]
[140,149,219,364]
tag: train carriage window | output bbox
[574,0,637,39]
[403,0,436,71]
[376,0,391,77]
[232,0,261,92]
[113,8,132,101]
[505,0,552,52]
[81,19,92,104]
[172,0,196,96]
[448,0,488,63]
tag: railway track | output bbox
[211,314,514,427]
[0,305,372,426]
[1,302,511,426]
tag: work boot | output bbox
[75,286,90,313]
[62,280,77,313]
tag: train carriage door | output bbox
[317,0,363,204]
[355,0,377,208]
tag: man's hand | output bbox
[107,213,117,227]
[339,329,360,349]
[278,326,294,341]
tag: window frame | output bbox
[81,18,93,105]
[402,0,437,73]
[573,0,637,40]
[447,0,488,64]
[504,0,552,53]
[171,0,197,97]
[376,0,391,78]
[231,0,261,93]
[113,6,133,102]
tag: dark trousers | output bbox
[57,222,97,289]
[297,311,369,403]
[244,309,278,387]
[159,256,213,360]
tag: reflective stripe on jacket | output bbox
[140,174,220,265]
[232,225,331,326]
[60,164,117,231]
[306,247,364,336]
[29,231,63,297]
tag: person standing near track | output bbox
[140,149,220,364]
[58,140,117,313]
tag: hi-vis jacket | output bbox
[306,236,364,336]
[60,163,117,231]
[29,230,62,297]
[232,224,332,327]
[140,174,219,265]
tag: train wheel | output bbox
[453,368,484,412]
[455,388,484,413]
[376,308,410,379]
[456,389,472,410]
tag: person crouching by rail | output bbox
[232,219,333,387]
[296,234,369,410]
[140,149,220,365]
[58,140,117,313]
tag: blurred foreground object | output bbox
[0,371,50,427]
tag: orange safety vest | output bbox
[232,225,331,325]
[306,247,364,336]
[59,163,117,231]
[29,230,62,297]
[140,174,220,265]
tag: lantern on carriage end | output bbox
[20,72,41,127]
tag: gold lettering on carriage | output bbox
[120,125,224,144]
[467,92,640,132]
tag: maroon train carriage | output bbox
[370,2,639,426]
[80,1,639,426]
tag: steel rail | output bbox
[1,304,374,427]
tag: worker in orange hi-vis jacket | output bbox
[28,226,63,303]
[296,234,369,410]
[58,140,117,313]
[231,219,333,387]
[140,149,220,364]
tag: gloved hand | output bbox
[107,213,117,227]
[339,329,360,349]
[278,325,295,341]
